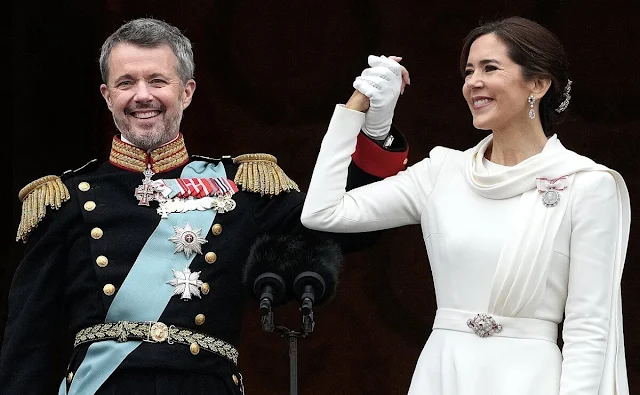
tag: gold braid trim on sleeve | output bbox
[16,175,70,243]
[232,153,300,196]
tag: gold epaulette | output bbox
[16,175,70,243]
[232,153,300,196]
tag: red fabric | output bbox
[351,132,409,178]
[174,178,238,198]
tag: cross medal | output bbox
[167,267,203,301]
[134,165,159,206]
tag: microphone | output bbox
[243,234,303,316]
[292,234,343,317]
[244,233,343,333]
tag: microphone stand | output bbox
[261,306,315,395]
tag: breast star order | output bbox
[169,223,208,258]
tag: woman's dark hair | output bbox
[460,17,570,133]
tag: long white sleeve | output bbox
[560,171,619,394]
[301,105,433,232]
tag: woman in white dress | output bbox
[300,17,630,395]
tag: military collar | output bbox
[109,134,189,173]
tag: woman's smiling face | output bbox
[462,33,535,132]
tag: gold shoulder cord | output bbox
[232,153,300,196]
[16,175,70,242]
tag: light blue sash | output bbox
[60,161,225,395]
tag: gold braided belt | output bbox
[74,321,238,365]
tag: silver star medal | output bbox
[168,223,208,258]
[167,267,203,300]
[212,195,236,213]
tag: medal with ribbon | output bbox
[150,176,239,217]
[536,176,568,207]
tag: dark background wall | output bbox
[7,0,639,393]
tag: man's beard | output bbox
[113,110,183,151]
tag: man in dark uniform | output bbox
[1,18,408,394]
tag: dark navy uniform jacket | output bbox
[1,132,408,394]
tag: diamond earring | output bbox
[528,95,536,120]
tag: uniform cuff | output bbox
[352,128,409,178]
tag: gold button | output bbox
[91,227,103,239]
[96,255,109,268]
[232,374,239,385]
[201,283,210,295]
[195,314,206,326]
[67,371,74,383]
[190,342,200,355]
[205,252,217,264]
[103,284,115,296]
[78,182,90,192]
[211,224,222,236]
[84,201,96,211]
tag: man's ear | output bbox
[182,79,196,109]
[100,84,113,111]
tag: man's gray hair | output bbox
[99,18,195,84]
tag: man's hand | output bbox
[348,55,410,140]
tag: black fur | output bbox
[297,233,343,305]
[244,233,343,305]
[243,233,304,296]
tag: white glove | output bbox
[353,55,404,139]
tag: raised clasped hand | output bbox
[351,55,410,139]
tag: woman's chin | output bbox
[472,119,492,131]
